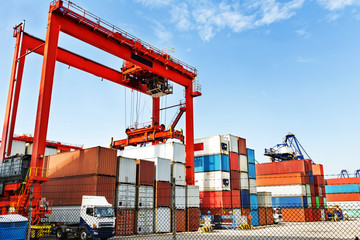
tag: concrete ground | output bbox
[43,219,360,240]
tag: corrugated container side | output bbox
[312,164,324,176]
[248,163,256,179]
[155,182,171,207]
[325,184,360,194]
[239,155,248,172]
[137,185,154,208]
[115,209,135,236]
[250,194,258,210]
[147,157,171,182]
[230,170,240,190]
[281,208,306,222]
[272,196,307,208]
[231,190,241,208]
[186,185,200,208]
[195,171,230,192]
[240,172,249,190]
[250,210,259,226]
[194,154,230,172]
[258,208,266,226]
[175,186,186,209]
[117,183,136,209]
[326,193,360,202]
[118,157,136,184]
[229,152,239,171]
[223,134,238,153]
[136,209,154,234]
[247,149,255,164]
[256,160,307,176]
[199,191,232,208]
[238,138,247,155]
[257,192,273,208]
[256,173,307,187]
[257,185,306,197]
[10,140,26,156]
[172,162,186,186]
[154,207,171,233]
[136,160,155,186]
[240,190,250,209]
[173,209,186,232]
[187,208,200,231]
[327,177,360,185]
[249,179,257,194]
[194,135,229,156]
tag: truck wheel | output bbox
[56,229,66,239]
[80,229,89,240]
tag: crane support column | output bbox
[0,27,24,160]
[185,85,194,185]
[30,11,60,197]
[152,97,160,127]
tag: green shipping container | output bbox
[316,197,320,209]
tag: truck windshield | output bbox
[94,207,115,218]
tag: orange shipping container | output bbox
[115,209,135,236]
[327,177,360,185]
[258,208,266,226]
[44,146,117,178]
[312,164,324,176]
[266,208,274,225]
[173,210,186,232]
[326,193,360,202]
[42,174,116,206]
[256,173,307,186]
[256,160,307,176]
[281,208,306,222]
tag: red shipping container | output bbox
[256,160,307,176]
[155,182,171,207]
[311,197,316,208]
[42,174,116,206]
[230,171,240,190]
[258,208,266,226]
[256,173,307,186]
[321,186,326,194]
[200,208,232,216]
[319,197,324,208]
[174,209,186,232]
[305,208,313,222]
[310,185,315,196]
[238,138,247,155]
[231,190,241,208]
[45,146,117,178]
[187,208,200,231]
[229,152,239,171]
[312,164,324,176]
[199,191,232,208]
[136,160,155,186]
[282,208,306,222]
[266,208,274,225]
[326,193,360,202]
[115,209,135,236]
[241,208,250,216]
[314,186,320,196]
[313,209,321,221]
[304,159,312,173]
[327,177,360,185]
[314,176,325,186]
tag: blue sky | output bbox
[1,0,360,176]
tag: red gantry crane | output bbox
[0,0,200,227]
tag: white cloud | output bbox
[297,56,314,63]
[134,0,173,8]
[317,0,360,11]
[170,3,191,31]
[151,20,172,44]
[295,29,311,38]
[326,13,341,22]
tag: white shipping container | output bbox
[223,134,238,154]
[117,184,136,209]
[194,135,229,156]
[239,155,248,172]
[118,157,137,184]
[147,157,171,182]
[240,172,249,190]
[186,185,200,208]
[137,209,154,234]
[257,192,273,208]
[194,171,230,192]
[10,141,26,156]
[175,186,186,209]
[327,201,360,210]
[321,209,326,221]
[154,207,171,233]
[120,142,185,164]
[249,179,257,194]
[306,184,311,196]
[138,186,154,208]
[256,185,307,197]
[172,163,186,186]
[233,208,242,225]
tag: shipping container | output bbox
[272,196,307,208]
[42,174,116,206]
[195,171,230,192]
[194,154,230,172]
[256,173,307,187]
[194,135,229,156]
[120,142,186,164]
[257,192,273,208]
[199,191,232,208]
[314,175,325,186]
[309,171,314,184]
[187,208,200,231]
[186,185,200,208]
[154,207,171,233]
[281,208,306,222]
[230,170,240,190]
[136,209,153,234]
[327,177,360,186]
[238,138,247,155]
[172,162,186,186]
[231,190,241,208]
[118,157,136,184]
[248,163,256,179]
[117,183,136,209]
[155,182,171,207]
[256,160,307,176]
[223,134,239,153]
[147,157,171,182]
[175,186,186,209]
[257,185,307,197]
[266,207,274,225]
[241,190,250,209]
[200,208,232,216]
[321,209,326,221]
[232,208,244,225]
[45,146,117,178]
[115,209,135,236]
[27,143,58,156]
[250,209,259,226]
[306,184,311,196]
[258,208,266,226]
[136,160,155,186]
[229,152,239,171]
[239,155,248,172]
[325,184,360,194]
[249,179,257,194]
[326,201,360,210]
[307,196,312,208]
[247,149,255,164]
[250,194,258,210]
[173,209,186,232]
[312,164,324,176]
[137,185,154,209]
[240,172,249,190]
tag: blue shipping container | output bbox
[309,171,314,184]
[250,194,258,210]
[194,154,230,172]
[247,149,255,164]
[0,215,27,240]
[325,184,360,194]
[248,163,256,179]
[272,196,307,208]
[250,210,259,226]
[241,190,250,209]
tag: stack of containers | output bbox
[42,147,117,206]
[312,164,327,221]
[173,159,187,232]
[238,138,251,225]
[116,157,137,236]
[186,185,201,231]
[256,159,314,222]
[326,176,360,218]
[136,160,155,234]
[257,192,273,225]
[247,148,259,226]
[194,135,231,216]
